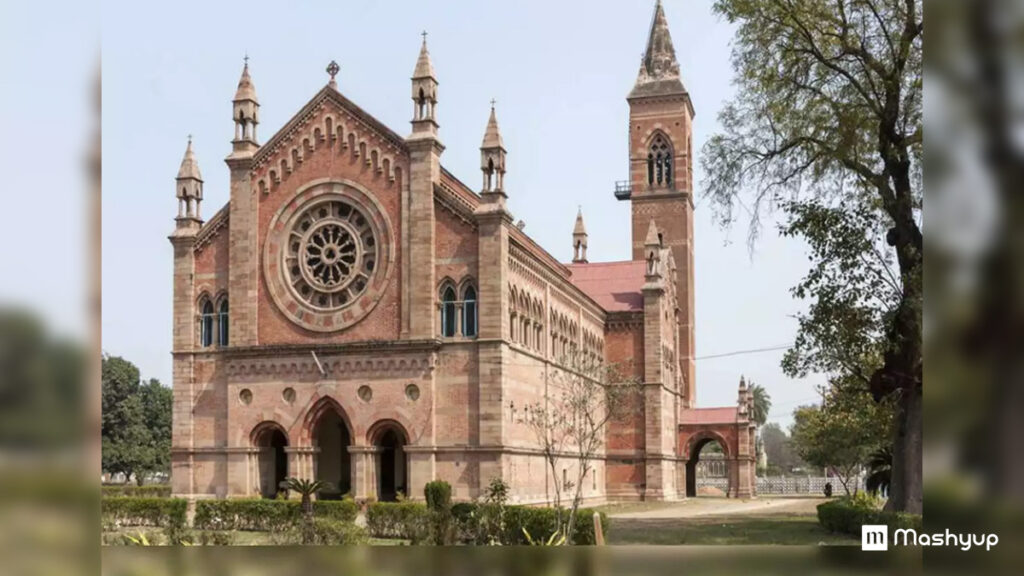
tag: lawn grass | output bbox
[607,514,858,546]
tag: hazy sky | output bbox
[98,0,823,427]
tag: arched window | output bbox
[200,300,215,347]
[440,286,457,337]
[648,135,672,188]
[218,299,229,346]
[462,286,478,337]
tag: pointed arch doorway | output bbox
[309,399,353,499]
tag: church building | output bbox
[169,0,756,503]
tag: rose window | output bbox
[286,199,377,310]
[265,182,393,333]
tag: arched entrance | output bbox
[685,435,731,498]
[311,402,353,499]
[370,421,408,502]
[252,423,288,499]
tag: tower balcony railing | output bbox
[614,180,633,200]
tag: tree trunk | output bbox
[885,384,922,513]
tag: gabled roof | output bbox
[567,260,646,312]
[252,85,408,168]
[680,407,739,425]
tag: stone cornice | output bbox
[193,203,230,253]
[508,243,606,321]
[434,182,477,229]
[222,339,439,380]
[253,86,407,170]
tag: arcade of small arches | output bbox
[507,285,605,362]
[249,397,412,501]
[197,292,229,348]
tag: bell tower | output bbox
[620,0,696,408]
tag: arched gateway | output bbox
[677,378,758,499]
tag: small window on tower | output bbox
[648,135,672,188]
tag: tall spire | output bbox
[177,135,202,180]
[234,58,259,103]
[413,31,436,80]
[231,56,260,151]
[481,101,504,149]
[630,0,686,98]
[175,135,203,226]
[572,208,588,263]
[480,101,507,194]
[410,32,440,139]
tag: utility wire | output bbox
[695,344,793,361]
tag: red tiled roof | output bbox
[566,261,647,312]
[680,407,739,425]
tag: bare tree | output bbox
[524,351,642,544]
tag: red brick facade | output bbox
[169,1,755,503]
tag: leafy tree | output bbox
[790,376,894,495]
[760,422,803,474]
[748,382,771,427]
[101,355,172,484]
[704,0,922,512]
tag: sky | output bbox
[98,0,824,427]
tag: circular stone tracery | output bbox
[264,180,394,332]
[286,198,376,309]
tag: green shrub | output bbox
[424,480,454,545]
[817,497,922,536]
[312,500,359,524]
[102,485,172,498]
[192,498,359,532]
[424,480,452,511]
[194,499,297,532]
[365,502,429,541]
[101,497,188,544]
[309,518,368,545]
[452,503,607,545]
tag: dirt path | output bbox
[608,497,828,519]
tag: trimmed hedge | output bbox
[101,497,187,528]
[101,497,189,544]
[368,501,610,545]
[817,498,922,536]
[102,484,172,498]
[365,502,429,541]
[193,498,359,531]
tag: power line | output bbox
[695,344,793,361]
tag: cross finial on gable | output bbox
[326,60,340,88]
[244,52,249,65]
[421,30,428,42]
[490,98,497,109]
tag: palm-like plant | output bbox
[865,446,892,498]
[282,477,333,544]
[749,383,772,427]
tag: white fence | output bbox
[697,475,866,495]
